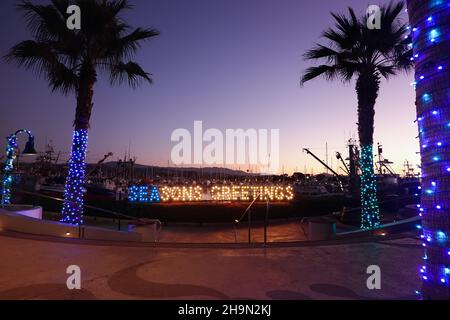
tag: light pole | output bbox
[1,129,37,206]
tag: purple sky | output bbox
[0,0,419,175]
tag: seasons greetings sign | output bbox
[128,185,294,203]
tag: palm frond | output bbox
[8,0,158,93]
[18,0,69,41]
[109,61,153,89]
[302,1,412,85]
[4,40,78,94]
[102,27,160,62]
[304,44,340,62]
[300,65,338,85]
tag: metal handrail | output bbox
[235,196,259,224]
[233,193,270,245]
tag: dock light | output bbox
[22,136,37,156]
[438,66,443,70]
[65,232,71,236]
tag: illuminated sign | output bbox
[128,185,294,203]
[210,185,293,201]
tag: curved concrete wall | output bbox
[0,210,143,242]
[0,205,42,219]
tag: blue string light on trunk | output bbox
[360,144,381,230]
[61,129,88,225]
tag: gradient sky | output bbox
[0,0,420,175]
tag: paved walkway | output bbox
[0,232,422,300]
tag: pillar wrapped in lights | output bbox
[407,0,450,299]
[1,135,19,205]
[61,129,88,225]
[1,130,36,206]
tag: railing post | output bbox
[118,218,121,231]
[248,209,251,244]
[264,200,269,246]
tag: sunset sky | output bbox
[0,0,420,175]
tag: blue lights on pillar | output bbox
[407,0,450,298]
[61,129,88,226]
[1,136,19,205]
[1,130,36,206]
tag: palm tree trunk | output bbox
[356,71,381,229]
[407,0,450,299]
[61,61,96,225]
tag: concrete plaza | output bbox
[0,231,422,300]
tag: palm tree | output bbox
[5,0,159,225]
[406,0,450,299]
[301,2,412,229]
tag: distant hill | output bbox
[99,161,257,177]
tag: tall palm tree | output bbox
[406,0,450,299]
[5,0,159,225]
[301,2,412,229]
